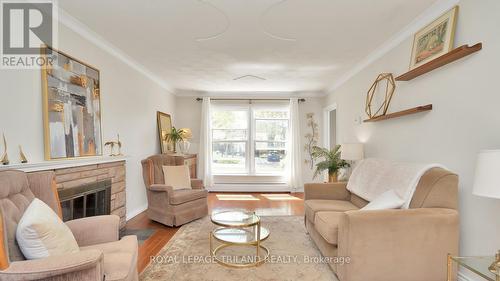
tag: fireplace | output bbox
[58,179,112,222]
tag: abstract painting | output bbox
[41,47,102,160]
[409,6,458,69]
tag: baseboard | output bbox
[458,271,481,281]
[126,204,147,221]
[209,184,291,192]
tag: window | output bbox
[212,109,248,174]
[211,103,289,176]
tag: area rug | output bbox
[140,216,339,281]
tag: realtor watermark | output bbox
[150,254,351,265]
[1,0,58,69]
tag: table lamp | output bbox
[472,149,500,273]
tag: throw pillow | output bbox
[162,165,192,190]
[360,189,405,211]
[16,198,80,259]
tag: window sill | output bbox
[213,174,286,184]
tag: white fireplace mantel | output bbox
[0,156,128,173]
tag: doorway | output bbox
[323,104,337,150]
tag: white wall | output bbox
[0,24,176,219]
[323,0,500,258]
[174,96,324,188]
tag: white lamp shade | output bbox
[472,149,500,199]
[341,143,364,161]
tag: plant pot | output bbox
[328,172,338,183]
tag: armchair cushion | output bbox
[170,189,208,205]
[81,235,137,281]
[65,215,119,247]
[305,200,358,222]
[162,165,191,190]
[16,199,79,260]
[314,211,342,245]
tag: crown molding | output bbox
[57,8,174,93]
[177,90,325,98]
[326,0,460,93]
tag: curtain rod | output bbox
[195,98,305,102]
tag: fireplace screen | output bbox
[58,179,111,221]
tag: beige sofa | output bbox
[0,170,138,281]
[141,154,208,226]
[304,167,459,281]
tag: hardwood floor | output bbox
[125,192,305,273]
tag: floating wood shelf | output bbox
[364,104,432,122]
[395,43,482,81]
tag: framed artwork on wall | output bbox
[409,6,458,69]
[41,46,103,160]
[157,111,173,153]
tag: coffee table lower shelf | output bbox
[209,226,270,268]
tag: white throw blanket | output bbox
[346,158,445,209]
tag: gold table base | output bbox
[209,218,270,268]
[210,243,270,268]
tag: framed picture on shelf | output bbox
[41,46,103,160]
[157,111,173,153]
[409,6,458,69]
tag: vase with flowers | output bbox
[165,127,191,154]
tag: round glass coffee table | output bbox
[209,211,270,268]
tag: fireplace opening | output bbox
[58,179,112,221]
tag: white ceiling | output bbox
[59,0,439,94]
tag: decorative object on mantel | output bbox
[104,134,123,156]
[304,113,319,169]
[19,145,28,163]
[396,43,482,81]
[165,127,189,154]
[157,111,173,153]
[365,73,396,119]
[364,104,433,123]
[409,6,458,70]
[178,128,192,155]
[41,46,103,160]
[311,145,350,182]
[1,134,9,165]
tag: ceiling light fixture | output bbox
[260,0,297,42]
[233,75,267,81]
[195,0,231,42]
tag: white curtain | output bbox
[286,98,303,190]
[199,97,213,188]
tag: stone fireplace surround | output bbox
[0,157,127,228]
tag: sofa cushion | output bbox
[81,235,137,281]
[170,189,208,205]
[314,211,343,245]
[305,200,358,222]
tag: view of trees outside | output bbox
[211,108,289,174]
[254,110,288,173]
[212,110,248,173]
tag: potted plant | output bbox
[165,127,189,153]
[311,145,350,182]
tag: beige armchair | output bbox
[304,167,459,281]
[0,170,138,281]
[141,154,208,226]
